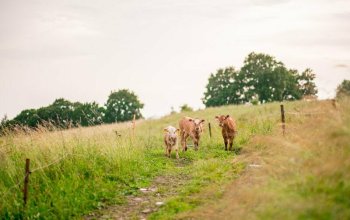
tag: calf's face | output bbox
[188,118,205,133]
[164,126,179,145]
[215,115,230,127]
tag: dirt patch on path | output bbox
[85,160,190,220]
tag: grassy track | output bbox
[0,99,348,219]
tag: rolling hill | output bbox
[1,99,349,219]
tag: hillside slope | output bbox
[0,99,349,219]
[175,99,350,219]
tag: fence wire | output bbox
[0,153,74,202]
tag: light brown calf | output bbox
[215,115,237,151]
[164,126,179,159]
[179,117,205,151]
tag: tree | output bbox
[3,97,107,131]
[12,109,40,127]
[336,79,350,98]
[72,102,104,126]
[180,104,193,112]
[7,99,105,129]
[297,68,318,97]
[36,98,76,127]
[202,67,242,107]
[104,89,144,123]
[202,52,318,107]
[240,52,303,103]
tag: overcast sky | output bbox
[0,0,349,119]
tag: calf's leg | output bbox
[165,144,168,156]
[229,138,233,151]
[180,132,186,152]
[194,140,199,151]
[168,148,171,158]
[183,134,189,151]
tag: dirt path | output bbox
[84,139,271,220]
[85,160,191,220]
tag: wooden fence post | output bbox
[280,104,285,136]
[332,99,337,109]
[23,158,30,208]
[208,122,212,138]
[132,114,136,138]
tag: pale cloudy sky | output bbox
[0,0,349,119]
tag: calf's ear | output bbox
[215,116,219,119]
[225,115,230,119]
[176,128,180,132]
[200,119,205,123]
[163,128,168,132]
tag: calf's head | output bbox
[188,118,205,133]
[164,126,179,144]
[215,115,230,127]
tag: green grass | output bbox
[0,100,330,219]
[148,158,245,220]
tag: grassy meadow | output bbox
[0,99,349,219]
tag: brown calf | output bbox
[164,126,179,159]
[179,117,205,151]
[215,115,237,151]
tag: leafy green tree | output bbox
[180,104,193,112]
[104,89,144,123]
[37,98,75,127]
[72,102,104,126]
[203,52,318,107]
[336,79,350,98]
[202,67,243,107]
[12,109,40,127]
[240,52,303,103]
[297,68,318,97]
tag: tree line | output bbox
[0,89,144,132]
[2,52,348,133]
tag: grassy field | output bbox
[0,99,349,219]
[173,98,350,220]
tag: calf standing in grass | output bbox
[215,115,237,151]
[164,126,179,159]
[179,117,205,151]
